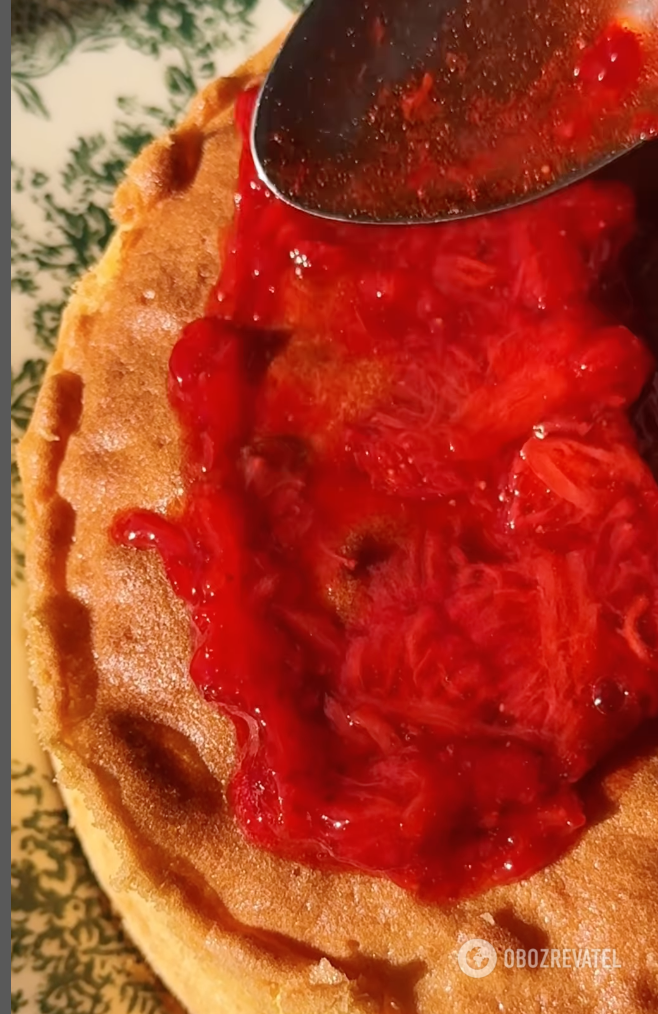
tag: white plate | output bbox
[11,3,298,1010]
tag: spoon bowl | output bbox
[253,0,658,223]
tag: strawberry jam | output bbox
[113,90,658,901]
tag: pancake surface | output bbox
[18,36,658,1014]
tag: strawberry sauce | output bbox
[113,90,658,901]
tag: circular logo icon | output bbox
[457,938,498,978]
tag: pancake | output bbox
[17,33,658,1014]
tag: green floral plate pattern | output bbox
[11,3,300,1010]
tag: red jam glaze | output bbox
[113,89,658,901]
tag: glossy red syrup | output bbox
[113,90,658,901]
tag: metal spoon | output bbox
[252,0,658,224]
